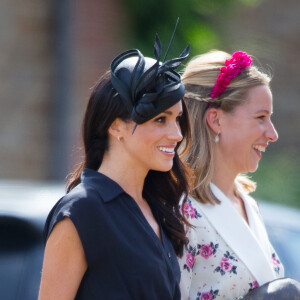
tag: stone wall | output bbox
[69,0,127,174]
[0,0,126,180]
[0,1,53,179]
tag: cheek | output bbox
[128,132,158,152]
[247,125,265,143]
[221,127,242,148]
[135,126,163,143]
[221,128,250,157]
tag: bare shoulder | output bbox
[47,217,82,246]
[39,217,87,300]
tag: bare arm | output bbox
[38,217,88,300]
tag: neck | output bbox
[212,150,238,200]
[98,150,147,202]
[212,172,236,200]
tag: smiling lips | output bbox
[253,144,267,157]
[158,146,176,156]
[253,145,266,152]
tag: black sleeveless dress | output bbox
[44,168,181,300]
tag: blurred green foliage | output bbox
[252,154,300,209]
[122,0,299,210]
[122,0,257,59]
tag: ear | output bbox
[206,108,222,134]
[108,118,123,139]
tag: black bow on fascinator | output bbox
[110,19,190,133]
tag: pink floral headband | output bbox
[210,51,252,99]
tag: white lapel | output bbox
[237,184,273,262]
[197,182,276,285]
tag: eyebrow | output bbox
[163,110,183,116]
[254,109,273,114]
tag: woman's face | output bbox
[217,85,278,174]
[121,101,184,173]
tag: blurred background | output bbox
[1,1,300,297]
[0,0,299,207]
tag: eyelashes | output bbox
[154,116,166,123]
[176,115,183,123]
[154,114,183,124]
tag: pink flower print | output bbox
[196,289,219,300]
[197,242,219,258]
[214,251,237,275]
[200,292,213,300]
[184,203,196,218]
[220,257,233,272]
[249,280,259,291]
[272,253,281,274]
[252,280,259,289]
[181,199,202,219]
[272,256,279,266]
[200,244,213,259]
[186,252,195,269]
[183,245,198,273]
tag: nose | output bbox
[266,120,278,142]
[169,121,183,142]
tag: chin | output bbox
[159,166,173,172]
[152,163,173,172]
[248,164,259,173]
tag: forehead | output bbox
[237,85,273,113]
[159,100,183,115]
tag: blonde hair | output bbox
[182,50,271,204]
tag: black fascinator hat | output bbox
[110,20,190,132]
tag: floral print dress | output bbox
[179,183,284,300]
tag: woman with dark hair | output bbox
[38,35,191,300]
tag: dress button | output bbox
[168,252,171,258]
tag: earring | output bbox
[117,136,121,141]
[214,131,220,143]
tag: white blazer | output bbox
[179,183,284,300]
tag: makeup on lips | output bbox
[157,145,176,157]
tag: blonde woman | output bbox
[178,51,284,299]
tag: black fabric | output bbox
[110,34,190,126]
[44,168,181,300]
[239,277,300,299]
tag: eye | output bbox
[257,115,266,121]
[176,115,183,123]
[154,116,166,123]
